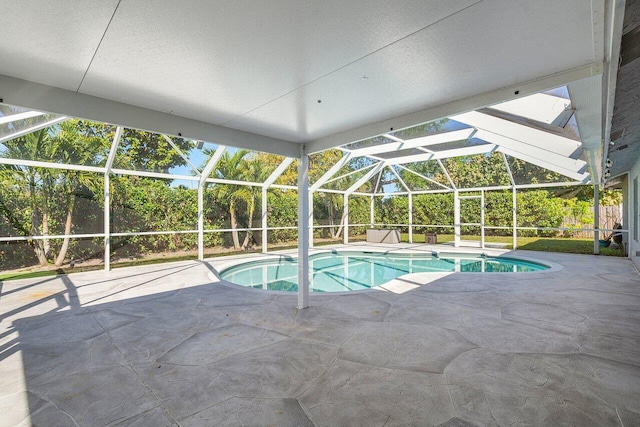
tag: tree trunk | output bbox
[55,195,75,266]
[41,176,53,260]
[335,215,344,239]
[241,196,255,249]
[28,177,48,266]
[230,201,241,249]
[42,211,51,259]
[328,201,336,238]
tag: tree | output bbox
[207,149,253,250]
[49,121,109,265]
[0,120,109,266]
[114,129,192,173]
[238,156,269,248]
[310,150,346,238]
[0,129,52,265]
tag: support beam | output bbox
[104,126,123,271]
[325,164,376,187]
[503,151,518,250]
[496,146,589,183]
[264,158,295,187]
[437,159,456,190]
[370,196,375,227]
[261,187,268,253]
[396,164,451,190]
[385,144,494,166]
[0,110,45,125]
[104,174,111,271]
[408,193,413,244]
[309,191,315,249]
[345,162,385,195]
[512,187,517,250]
[567,76,604,183]
[346,129,475,157]
[198,184,205,259]
[162,134,201,175]
[475,129,587,177]
[0,116,68,144]
[343,194,349,244]
[388,166,410,193]
[297,146,310,309]
[600,0,627,184]
[454,190,461,248]
[453,111,582,157]
[594,184,600,255]
[200,146,227,185]
[310,152,352,192]
[480,190,485,249]
[307,62,603,154]
[0,73,300,158]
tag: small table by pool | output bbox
[366,228,400,243]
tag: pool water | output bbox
[219,251,548,293]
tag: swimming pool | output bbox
[219,251,549,293]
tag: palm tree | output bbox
[48,121,108,266]
[238,156,268,248]
[204,150,270,250]
[209,149,251,249]
[0,120,109,266]
[0,129,55,265]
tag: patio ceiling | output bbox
[0,0,625,184]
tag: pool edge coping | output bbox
[204,247,563,296]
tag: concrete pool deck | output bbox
[1,244,639,426]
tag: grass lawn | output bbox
[401,233,625,256]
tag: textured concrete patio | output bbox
[1,245,639,426]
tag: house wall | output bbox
[628,155,640,271]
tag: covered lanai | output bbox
[1,0,640,425]
[0,87,616,306]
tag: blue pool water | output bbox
[219,251,549,293]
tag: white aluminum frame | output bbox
[1,84,614,309]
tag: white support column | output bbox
[198,183,204,260]
[104,126,122,271]
[370,196,375,227]
[309,192,315,248]
[512,187,518,250]
[104,173,110,270]
[262,187,268,253]
[343,194,349,244]
[480,190,485,249]
[502,151,517,251]
[408,193,413,244]
[454,190,461,248]
[594,184,600,255]
[297,146,310,309]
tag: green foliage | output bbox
[115,128,192,172]
[560,198,595,237]
[346,196,371,236]
[109,176,202,256]
[515,191,565,236]
[0,116,626,271]
[441,152,511,188]
[267,190,298,242]
[373,190,566,237]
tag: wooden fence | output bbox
[561,205,623,238]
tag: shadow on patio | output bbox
[1,251,640,426]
